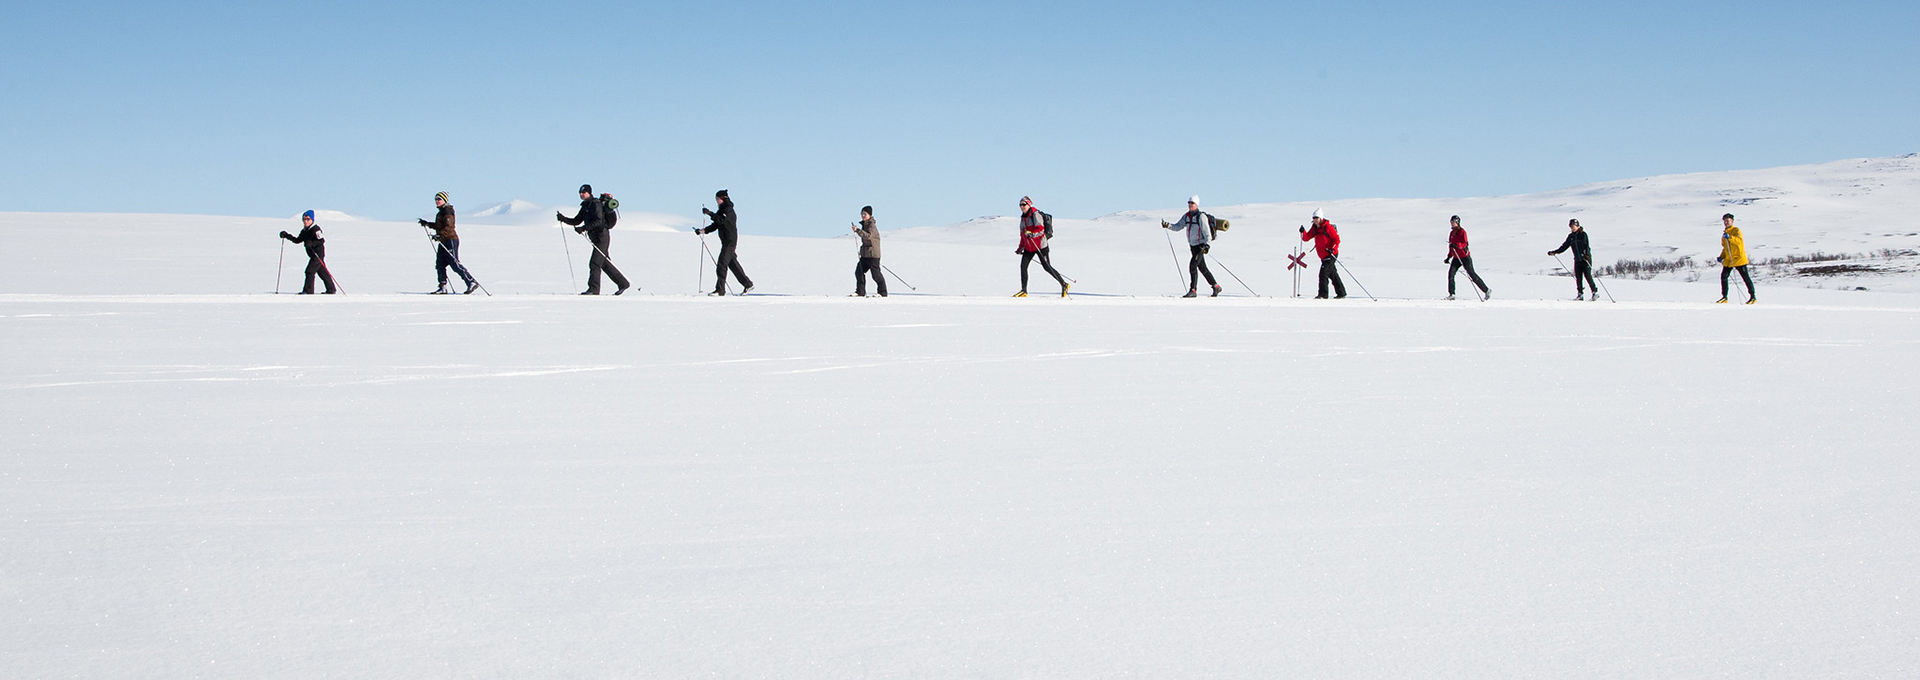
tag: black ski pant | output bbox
[1188,244,1217,291]
[585,230,629,293]
[1020,247,1067,292]
[303,257,337,294]
[714,243,752,294]
[1721,265,1755,299]
[1571,257,1596,295]
[1317,256,1347,298]
[1448,256,1488,296]
[435,238,476,288]
[855,257,887,296]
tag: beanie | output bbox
[435,191,449,203]
[302,210,315,221]
[1450,215,1460,223]
[715,189,729,199]
[1311,208,1325,220]
[861,205,873,216]
[1189,195,1200,205]
[579,184,593,195]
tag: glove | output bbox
[574,227,586,234]
[418,218,430,227]
[1160,220,1170,228]
[555,211,565,222]
[1443,257,1452,263]
[702,208,713,216]
[280,231,292,240]
[1546,250,1554,256]
[1299,226,1307,233]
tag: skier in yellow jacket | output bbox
[1717,213,1756,304]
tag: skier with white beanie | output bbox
[1161,195,1222,297]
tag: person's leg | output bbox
[854,259,873,296]
[303,258,320,294]
[445,240,475,285]
[594,232,628,291]
[1192,246,1216,287]
[870,258,887,296]
[726,245,752,289]
[1447,258,1462,296]
[1187,249,1202,291]
[434,244,452,288]
[1327,257,1346,297]
[1579,261,1596,296]
[1720,266,1732,298]
[1038,248,1066,288]
[714,246,736,293]
[1463,257,1488,293]
[1317,259,1331,297]
[585,248,604,293]
[1019,251,1034,292]
[1738,265,1755,300]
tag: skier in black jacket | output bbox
[695,189,754,295]
[556,184,630,295]
[279,210,338,294]
[1548,218,1598,300]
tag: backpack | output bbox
[1205,213,1230,239]
[1039,210,1054,238]
[600,194,620,227]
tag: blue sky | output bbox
[3,1,1915,235]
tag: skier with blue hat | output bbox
[280,210,338,294]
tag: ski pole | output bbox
[560,224,578,292]
[880,263,917,291]
[1163,228,1186,289]
[318,259,343,295]
[696,228,734,295]
[1206,253,1259,297]
[275,239,286,294]
[1595,271,1616,303]
[1334,257,1376,301]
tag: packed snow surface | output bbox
[3,156,1918,677]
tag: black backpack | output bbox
[1039,210,1054,238]
[600,194,620,227]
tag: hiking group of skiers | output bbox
[279,190,1758,304]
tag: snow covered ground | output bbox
[4,156,1919,677]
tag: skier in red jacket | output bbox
[1445,215,1490,300]
[1014,196,1068,297]
[1300,209,1346,299]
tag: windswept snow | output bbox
[3,156,1918,678]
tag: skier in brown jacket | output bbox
[850,206,886,297]
[416,192,478,294]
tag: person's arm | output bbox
[557,204,584,226]
[1718,232,1732,265]
[1549,233,1572,255]
[1301,225,1317,242]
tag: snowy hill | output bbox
[893,153,1920,292]
[469,199,548,222]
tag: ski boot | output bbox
[1716,297,1728,304]
[431,284,450,295]
[1060,284,1070,298]
[614,285,630,296]
[1211,284,1222,298]
[739,284,754,296]
[1182,289,1198,298]
[1013,291,1027,298]
[1745,297,1757,305]
[464,282,479,295]
[1445,294,1456,300]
